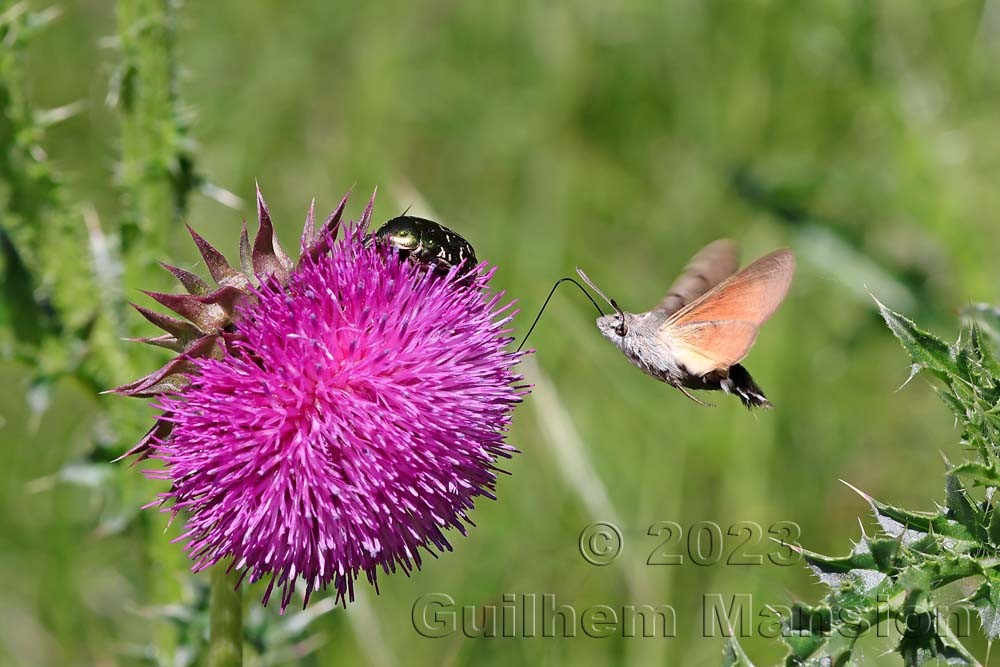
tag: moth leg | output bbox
[675,384,716,408]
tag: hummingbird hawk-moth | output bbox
[576,239,794,408]
[517,239,795,408]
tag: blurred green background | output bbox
[3,1,1000,665]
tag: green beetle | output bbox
[371,216,478,273]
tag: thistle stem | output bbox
[116,0,195,280]
[207,564,243,667]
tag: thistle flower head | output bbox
[118,188,527,609]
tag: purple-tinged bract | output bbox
[148,210,526,610]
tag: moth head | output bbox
[596,307,630,340]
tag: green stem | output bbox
[115,0,195,653]
[116,0,196,279]
[208,564,243,667]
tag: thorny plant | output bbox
[726,300,1000,667]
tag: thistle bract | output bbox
[118,188,527,609]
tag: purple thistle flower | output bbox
[121,189,527,610]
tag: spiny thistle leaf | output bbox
[967,323,1000,379]
[799,544,884,589]
[783,604,865,667]
[721,637,756,667]
[732,297,998,666]
[897,627,971,667]
[971,574,1000,639]
[988,503,1000,549]
[934,386,968,423]
[945,474,986,541]
[870,537,903,573]
[964,303,1000,349]
[866,491,978,545]
[873,294,954,380]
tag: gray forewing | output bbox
[654,239,739,316]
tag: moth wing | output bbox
[658,248,795,376]
[654,239,739,316]
[662,320,761,378]
[666,248,795,327]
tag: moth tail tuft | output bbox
[724,364,772,409]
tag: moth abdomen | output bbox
[719,364,771,410]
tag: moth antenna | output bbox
[516,277,605,353]
[576,267,624,319]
